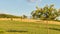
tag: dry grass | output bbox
[0,18,60,25]
[0,18,60,34]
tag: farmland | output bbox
[0,0,60,34]
[0,19,60,34]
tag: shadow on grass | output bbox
[48,28,60,31]
[0,30,5,34]
[7,29,28,33]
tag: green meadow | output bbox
[0,20,60,34]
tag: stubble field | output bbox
[0,18,60,34]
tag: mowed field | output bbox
[0,18,60,34]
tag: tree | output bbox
[31,4,60,20]
[22,15,27,19]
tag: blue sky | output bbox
[0,0,60,16]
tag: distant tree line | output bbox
[0,14,21,18]
[0,14,27,19]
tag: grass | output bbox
[0,20,60,34]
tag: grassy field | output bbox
[0,20,60,34]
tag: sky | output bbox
[0,0,60,16]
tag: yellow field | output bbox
[0,18,60,34]
[0,18,60,25]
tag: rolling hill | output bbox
[0,14,21,18]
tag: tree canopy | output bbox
[31,4,60,20]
